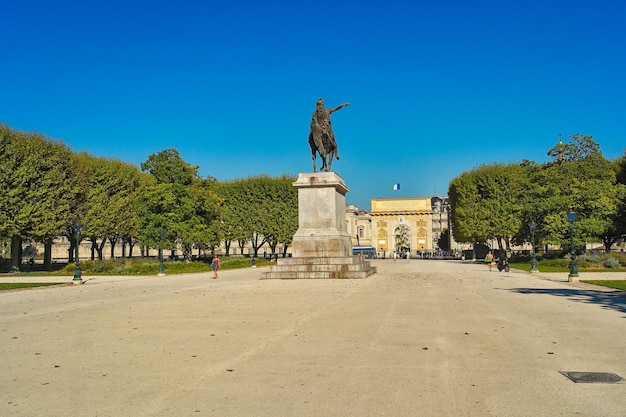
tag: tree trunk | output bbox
[68,239,75,263]
[505,236,512,258]
[109,237,118,259]
[251,233,261,257]
[183,244,192,262]
[44,240,52,270]
[97,239,106,260]
[602,236,617,252]
[10,236,21,272]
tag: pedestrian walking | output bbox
[211,255,220,279]
[485,251,494,271]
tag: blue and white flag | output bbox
[391,183,400,190]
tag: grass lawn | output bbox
[0,257,277,291]
[509,263,566,273]
[509,263,626,273]
[0,282,68,291]
[509,263,626,291]
[581,280,626,291]
[2,257,275,277]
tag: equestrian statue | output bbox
[308,98,351,172]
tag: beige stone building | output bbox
[345,195,458,258]
[369,197,434,257]
[345,204,374,248]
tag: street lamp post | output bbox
[158,231,166,276]
[73,225,82,284]
[567,210,579,281]
[528,220,539,273]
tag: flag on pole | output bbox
[391,183,400,190]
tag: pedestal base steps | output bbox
[260,171,376,280]
[260,256,376,279]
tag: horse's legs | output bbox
[327,150,334,171]
[323,153,331,172]
[312,151,317,172]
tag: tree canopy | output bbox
[0,124,79,269]
[3,120,623,270]
[140,148,200,185]
[137,149,222,261]
[449,134,626,253]
[217,175,298,257]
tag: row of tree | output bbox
[448,134,626,255]
[0,124,298,271]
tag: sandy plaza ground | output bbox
[1,259,625,417]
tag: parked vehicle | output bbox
[352,246,378,259]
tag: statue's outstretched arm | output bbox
[330,102,351,113]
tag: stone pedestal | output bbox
[261,172,376,279]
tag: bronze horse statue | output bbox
[308,99,350,172]
[309,122,338,172]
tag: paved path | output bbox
[1,260,625,417]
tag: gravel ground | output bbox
[1,260,625,417]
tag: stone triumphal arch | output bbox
[369,197,433,256]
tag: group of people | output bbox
[392,251,410,262]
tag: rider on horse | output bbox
[308,98,351,172]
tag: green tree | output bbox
[217,175,298,258]
[140,148,199,185]
[217,180,253,256]
[449,163,527,256]
[451,134,625,256]
[249,175,297,257]
[449,169,485,244]
[254,175,298,257]
[537,134,625,250]
[0,124,78,270]
[80,156,146,260]
[598,150,626,250]
[136,182,222,261]
[438,229,451,252]
[138,149,222,261]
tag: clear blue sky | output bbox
[3,0,625,210]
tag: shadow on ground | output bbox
[511,287,626,317]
